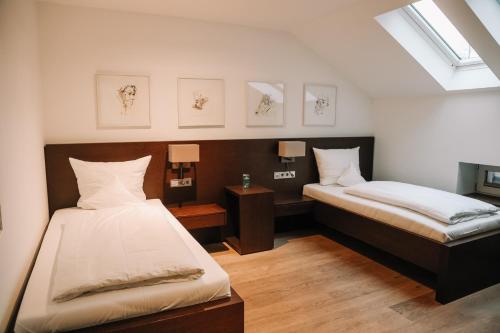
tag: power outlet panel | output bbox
[274,171,296,179]
[170,178,193,187]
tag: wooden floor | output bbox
[209,232,500,333]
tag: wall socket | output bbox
[274,171,296,179]
[170,177,193,187]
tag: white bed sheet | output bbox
[15,200,231,333]
[304,183,500,243]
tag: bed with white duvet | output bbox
[304,183,500,243]
[15,200,231,333]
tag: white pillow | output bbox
[79,176,143,209]
[337,162,366,187]
[69,155,151,208]
[313,147,360,186]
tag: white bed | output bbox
[15,199,231,333]
[304,183,500,243]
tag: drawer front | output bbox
[178,213,226,230]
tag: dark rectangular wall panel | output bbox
[45,137,374,215]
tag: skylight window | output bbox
[405,0,483,67]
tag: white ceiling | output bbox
[293,0,500,97]
[39,0,500,98]
[39,0,363,31]
[293,0,446,97]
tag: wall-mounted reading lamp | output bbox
[278,141,306,163]
[168,144,200,187]
[275,141,306,179]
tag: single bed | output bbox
[15,200,231,332]
[304,183,500,243]
[305,183,500,304]
[11,142,244,333]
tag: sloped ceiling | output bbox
[39,0,500,98]
[292,0,445,97]
[38,0,365,31]
[293,0,500,97]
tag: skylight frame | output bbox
[403,3,484,68]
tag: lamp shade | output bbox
[278,141,306,158]
[168,144,200,163]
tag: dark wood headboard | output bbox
[45,142,167,215]
[182,137,374,205]
[45,137,374,215]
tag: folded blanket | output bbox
[51,203,204,302]
[344,181,499,224]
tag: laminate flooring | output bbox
[209,232,500,333]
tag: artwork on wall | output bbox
[303,83,337,126]
[178,78,225,128]
[96,74,151,129]
[246,81,285,127]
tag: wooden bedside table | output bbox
[274,193,315,218]
[169,204,226,231]
[225,185,274,255]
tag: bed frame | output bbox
[38,142,244,333]
[314,202,500,304]
[71,288,243,333]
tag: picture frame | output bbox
[246,81,285,127]
[303,83,337,127]
[96,73,151,129]
[177,78,225,128]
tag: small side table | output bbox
[274,193,315,218]
[169,204,226,230]
[225,185,274,255]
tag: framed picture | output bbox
[246,81,285,127]
[96,73,150,129]
[178,78,225,128]
[303,83,337,126]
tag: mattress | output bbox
[15,200,231,333]
[304,183,500,243]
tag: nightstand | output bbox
[225,185,274,255]
[274,193,315,218]
[169,204,226,231]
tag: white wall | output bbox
[39,3,374,144]
[0,0,49,331]
[373,91,500,192]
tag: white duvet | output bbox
[51,203,205,302]
[344,181,499,224]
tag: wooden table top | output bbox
[169,203,225,218]
[225,185,274,196]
